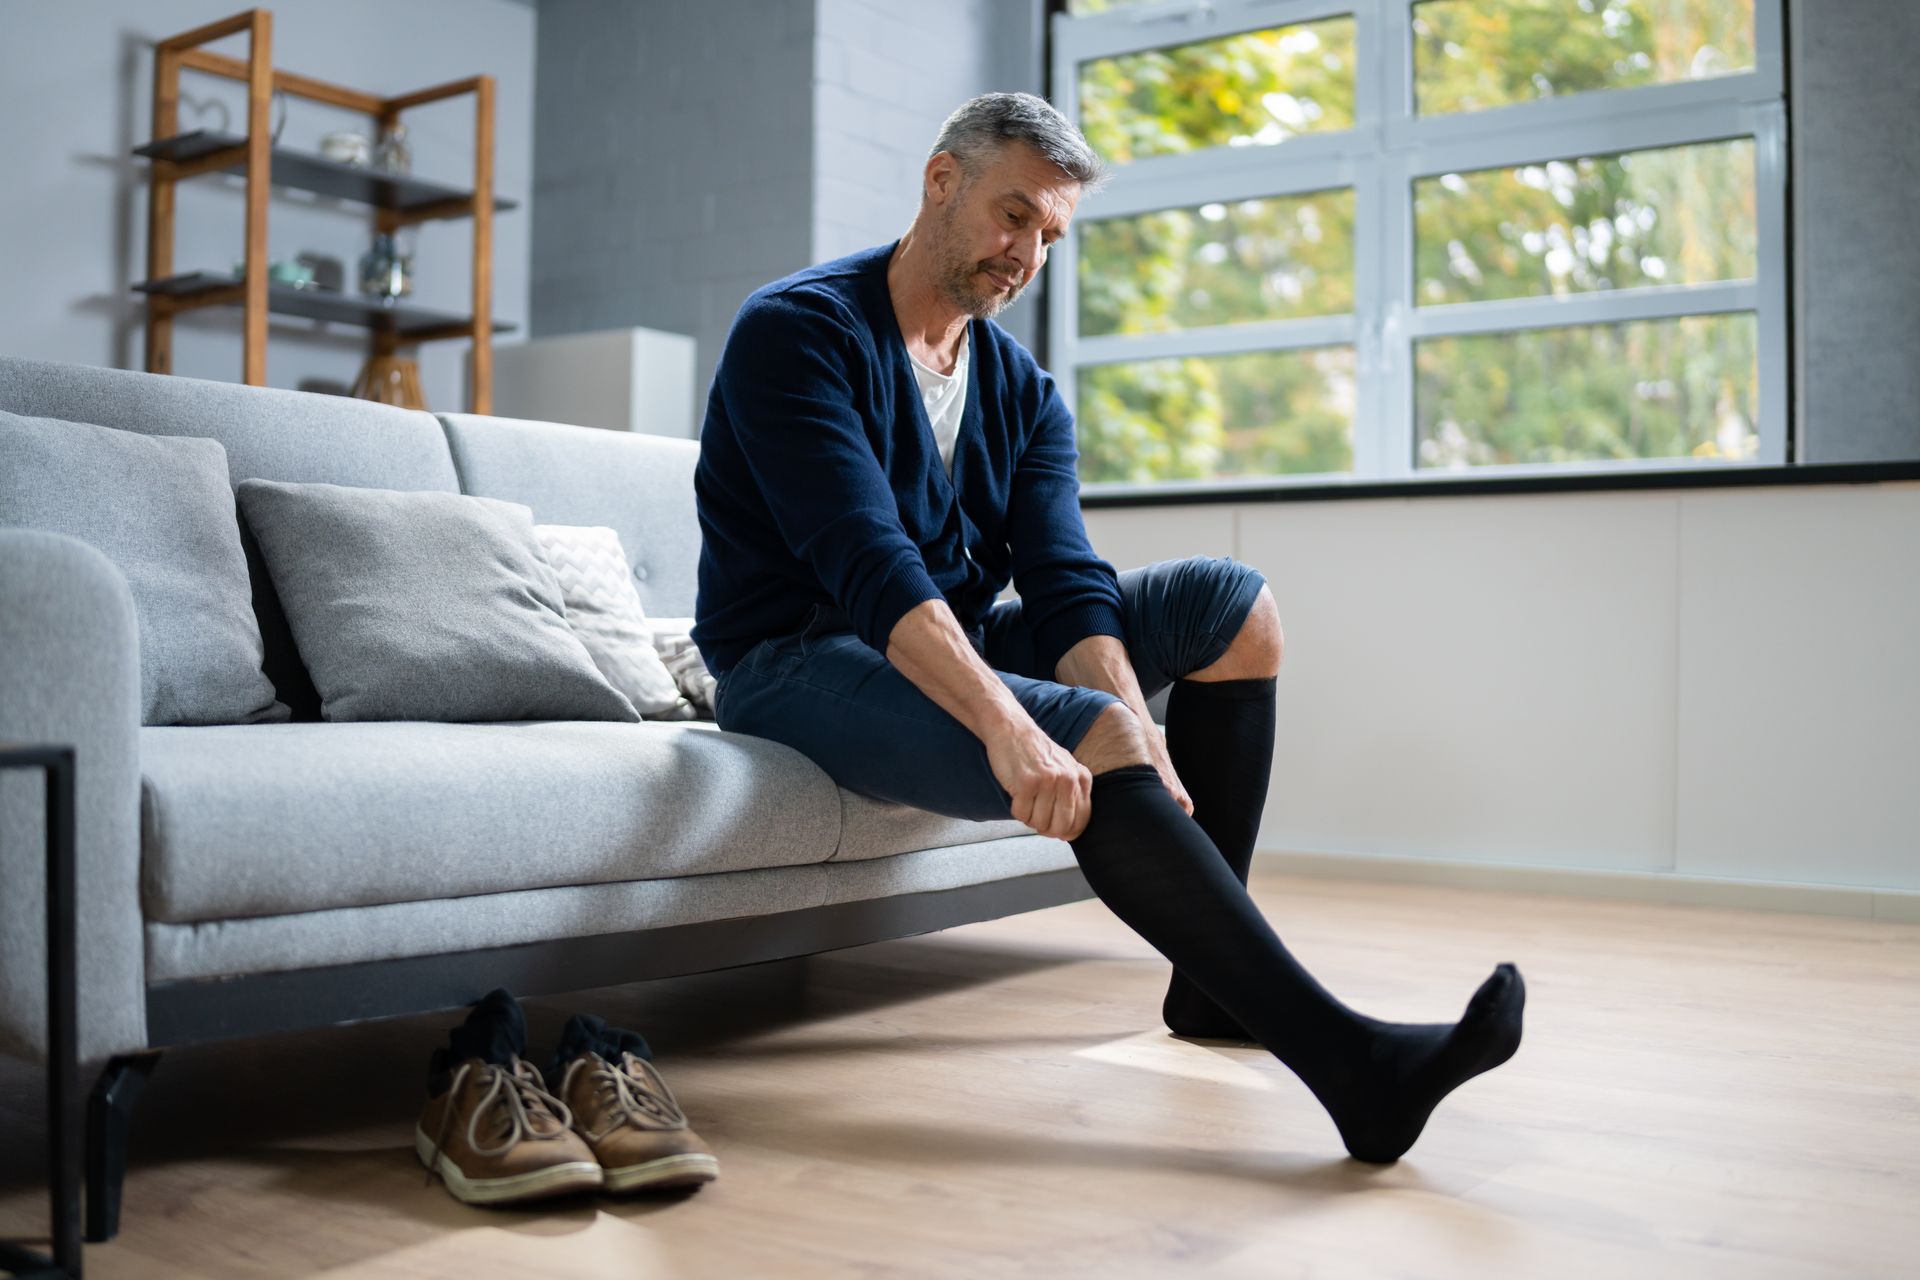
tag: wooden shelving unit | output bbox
[136,7,515,412]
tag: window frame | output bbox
[1048,0,1790,496]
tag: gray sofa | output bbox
[0,354,1093,1235]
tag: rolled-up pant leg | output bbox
[712,555,1267,821]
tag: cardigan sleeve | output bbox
[717,291,945,657]
[1006,363,1127,679]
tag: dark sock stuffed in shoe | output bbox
[543,1012,655,1090]
[428,986,527,1092]
[1160,673,1276,1038]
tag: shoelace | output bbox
[561,1052,689,1135]
[422,1056,578,1187]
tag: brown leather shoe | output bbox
[416,1055,604,1205]
[556,1050,719,1192]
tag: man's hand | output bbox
[1055,633,1193,817]
[884,598,1094,840]
[983,719,1092,840]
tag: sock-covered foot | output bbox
[1163,981,1253,1040]
[1068,764,1524,1164]
[1310,963,1527,1164]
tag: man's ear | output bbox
[925,150,963,205]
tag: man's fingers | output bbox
[1028,784,1054,838]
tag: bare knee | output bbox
[1072,701,1153,774]
[1190,583,1283,681]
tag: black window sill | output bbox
[1078,460,1920,508]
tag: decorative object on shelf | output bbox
[136,8,511,410]
[234,259,316,289]
[351,353,427,408]
[357,232,412,302]
[296,250,344,292]
[373,120,412,176]
[320,129,370,166]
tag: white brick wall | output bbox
[811,0,1044,345]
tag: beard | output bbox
[931,194,1028,319]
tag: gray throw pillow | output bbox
[234,479,641,724]
[0,407,289,725]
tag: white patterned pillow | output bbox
[532,524,695,719]
[645,617,717,718]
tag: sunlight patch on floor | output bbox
[1070,1030,1276,1090]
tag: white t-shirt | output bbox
[907,326,969,476]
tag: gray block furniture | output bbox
[0,354,1092,1237]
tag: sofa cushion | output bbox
[533,522,691,718]
[833,788,1033,861]
[0,356,461,721]
[144,834,1080,981]
[668,721,1033,858]
[138,721,847,923]
[0,408,288,726]
[236,479,640,724]
[438,413,700,617]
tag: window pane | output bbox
[1077,348,1355,482]
[1079,16,1356,164]
[1066,0,1161,13]
[1414,139,1756,307]
[1080,189,1355,337]
[1414,0,1755,116]
[1415,313,1757,468]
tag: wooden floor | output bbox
[3,868,1917,1279]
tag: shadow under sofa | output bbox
[0,354,1094,1242]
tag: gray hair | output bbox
[929,92,1108,193]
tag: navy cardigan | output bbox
[691,241,1126,680]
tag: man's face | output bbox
[926,141,1081,320]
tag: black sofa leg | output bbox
[84,1052,160,1244]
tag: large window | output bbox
[1051,0,1787,488]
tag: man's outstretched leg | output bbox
[1067,702,1526,1164]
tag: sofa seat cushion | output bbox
[139,721,844,923]
[834,789,1032,862]
[668,721,1034,859]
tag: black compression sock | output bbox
[1160,674,1277,1038]
[1069,764,1526,1163]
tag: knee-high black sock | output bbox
[1160,674,1277,1038]
[1069,764,1525,1164]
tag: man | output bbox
[692,92,1524,1164]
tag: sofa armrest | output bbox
[0,529,146,1062]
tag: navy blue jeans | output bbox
[713,555,1268,822]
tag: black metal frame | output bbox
[1079,458,1920,508]
[0,742,81,1280]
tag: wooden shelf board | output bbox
[134,129,518,215]
[134,272,515,340]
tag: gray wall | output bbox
[0,0,536,413]
[1790,0,1920,463]
[531,0,818,405]
[530,0,1044,403]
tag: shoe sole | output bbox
[601,1152,721,1193]
[414,1126,604,1206]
